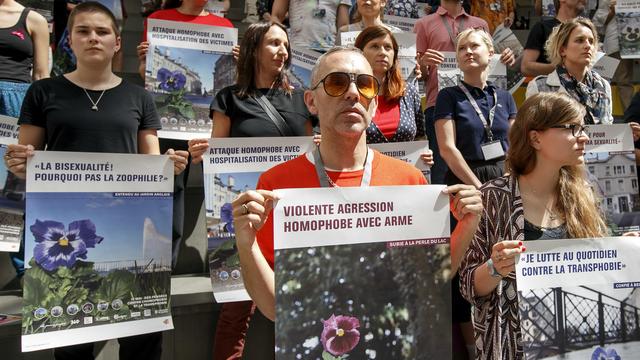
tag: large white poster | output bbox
[203,137,314,302]
[584,124,639,235]
[146,19,238,139]
[616,0,640,59]
[21,152,174,352]
[516,236,640,359]
[273,185,452,359]
[0,115,22,252]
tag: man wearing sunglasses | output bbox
[229,47,483,351]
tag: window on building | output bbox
[589,166,595,174]
[633,179,638,189]
[619,179,624,191]
[606,166,611,176]
[605,180,611,191]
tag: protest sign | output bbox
[516,236,640,359]
[616,0,640,59]
[289,46,322,89]
[146,19,237,139]
[22,152,174,351]
[203,137,314,302]
[273,185,451,359]
[584,124,639,235]
[0,115,22,252]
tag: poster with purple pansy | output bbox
[203,137,313,302]
[145,19,237,140]
[0,115,23,252]
[274,186,452,359]
[21,151,174,352]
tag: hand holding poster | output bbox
[0,115,23,252]
[146,19,238,139]
[22,152,174,352]
[492,25,525,93]
[203,137,314,302]
[273,185,452,359]
[516,236,640,359]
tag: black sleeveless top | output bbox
[0,8,34,83]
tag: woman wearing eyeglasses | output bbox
[187,21,315,360]
[459,92,608,359]
[525,18,613,125]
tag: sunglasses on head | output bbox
[311,72,380,100]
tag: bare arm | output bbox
[336,4,350,30]
[233,190,278,321]
[447,184,482,273]
[212,110,231,138]
[271,0,289,23]
[435,119,482,188]
[534,0,542,16]
[137,129,161,154]
[27,11,50,80]
[520,49,555,77]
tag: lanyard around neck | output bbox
[312,147,373,188]
[441,15,466,47]
[458,83,498,142]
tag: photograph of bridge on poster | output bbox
[519,285,640,359]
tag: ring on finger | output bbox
[242,203,249,215]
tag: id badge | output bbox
[481,140,504,160]
[490,2,501,11]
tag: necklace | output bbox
[83,88,106,111]
[520,177,560,222]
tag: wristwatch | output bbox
[486,258,503,278]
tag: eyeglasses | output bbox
[548,124,589,137]
[311,72,380,100]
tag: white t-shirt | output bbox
[288,0,352,51]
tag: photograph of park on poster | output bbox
[22,193,173,336]
[145,19,237,139]
[273,186,452,359]
[275,242,451,359]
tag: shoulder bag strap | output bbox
[252,92,294,136]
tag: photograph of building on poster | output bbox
[0,145,24,251]
[520,285,640,359]
[205,172,260,297]
[22,192,172,335]
[145,46,235,135]
[585,152,640,234]
[275,242,451,359]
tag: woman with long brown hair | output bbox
[459,92,608,359]
[354,25,424,144]
[188,21,315,359]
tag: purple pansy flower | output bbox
[220,203,234,233]
[591,346,621,360]
[31,219,103,271]
[321,314,360,356]
[157,68,186,91]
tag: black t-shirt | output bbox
[524,18,562,64]
[19,76,161,153]
[210,85,314,137]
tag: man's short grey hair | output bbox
[310,46,365,86]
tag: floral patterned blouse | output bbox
[366,82,425,143]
